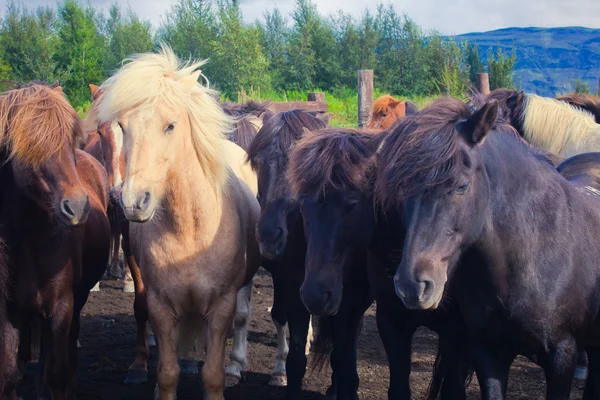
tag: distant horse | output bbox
[96,46,261,400]
[0,82,110,399]
[246,109,327,395]
[222,100,274,151]
[288,128,470,400]
[368,95,418,130]
[377,97,600,399]
[476,89,600,157]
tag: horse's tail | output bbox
[310,315,334,373]
[425,335,474,400]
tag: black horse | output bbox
[377,97,600,399]
[287,128,471,400]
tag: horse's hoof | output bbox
[268,374,287,387]
[179,359,199,375]
[122,280,135,293]
[125,368,148,384]
[90,282,100,292]
[147,335,156,347]
[225,373,241,387]
[574,366,588,380]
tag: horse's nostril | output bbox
[61,200,75,217]
[275,228,284,241]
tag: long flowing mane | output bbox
[0,82,84,166]
[522,94,600,155]
[288,129,383,197]
[246,109,328,169]
[375,97,474,205]
[96,45,232,191]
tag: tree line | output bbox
[0,0,517,108]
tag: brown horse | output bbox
[0,82,110,399]
[368,95,418,130]
[96,46,261,400]
[221,100,274,151]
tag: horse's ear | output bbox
[179,70,202,88]
[89,84,99,99]
[53,86,63,94]
[458,101,498,146]
[405,101,419,115]
[388,99,402,109]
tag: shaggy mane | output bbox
[0,82,84,167]
[373,95,404,115]
[96,44,232,191]
[246,109,328,170]
[222,100,274,152]
[375,97,472,206]
[556,93,600,123]
[522,94,600,156]
[289,129,383,197]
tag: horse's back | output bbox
[557,152,600,190]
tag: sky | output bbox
[14,0,600,35]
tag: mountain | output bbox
[456,27,600,96]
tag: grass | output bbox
[75,86,441,128]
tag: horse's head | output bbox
[288,129,383,315]
[376,98,498,310]
[247,110,327,260]
[0,83,90,226]
[368,95,406,130]
[96,47,230,223]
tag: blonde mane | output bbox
[523,94,600,156]
[96,45,233,192]
[372,95,404,115]
[0,83,83,167]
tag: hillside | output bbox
[456,27,600,96]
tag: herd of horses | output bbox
[1,45,600,400]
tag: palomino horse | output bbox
[368,95,418,130]
[96,46,261,400]
[246,109,327,394]
[288,128,471,399]
[377,97,600,399]
[0,82,110,399]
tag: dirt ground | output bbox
[17,269,585,400]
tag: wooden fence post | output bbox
[477,73,490,95]
[307,92,326,102]
[358,70,374,128]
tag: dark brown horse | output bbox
[222,100,274,151]
[0,82,110,399]
[288,128,471,400]
[377,97,600,399]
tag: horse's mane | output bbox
[376,97,474,205]
[0,81,84,167]
[373,95,404,115]
[222,100,274,120]
[96,44,232,191]
[221,100,274,152]
[289,128,383,197]
[522,93,599,155]
[246,109,328,170]
[470,88,521,126]
[556,93,600,123]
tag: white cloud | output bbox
[12,0,600,34]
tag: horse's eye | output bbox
[165,123,176,133]
[343,199,359,215]
[381,113,387,118]
[97,130,103,137]
[454,182,470,195]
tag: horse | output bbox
[556,93,600,124]
[287,128,471,400]
[377,96,600,399]
[96,46,261,400]
[368,95,419,130]
[0,82,110,399]
[475,89,600,157]
[246,109,327,397]
[221,100,274,152]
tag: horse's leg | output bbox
[123,223,150,384]
[306,315,313,356]
[329,281,372,400]
[224,280,252,387]
[583,346,600,399]
[470,340,513,400]
[285,290,311,400]
[268,267,289,387]
[1,319,20,400]
[148,291,180,400]
[575,348,589,380]
[375,304,415,400]
[437,323,469,400]
[42,295,74,400]
[203,292,237,400]
[540,338,577,400]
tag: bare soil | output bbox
[16,269,585,399]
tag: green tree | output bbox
[425,35,468,96]
[487,45,517,90]
[54,0,106,105]
[260,8,288,89]
[572,77,590,94]
[464,42,484,86]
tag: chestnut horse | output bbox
[368,95,418,130]
[96,46,261,400]
[0,82,110,399]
